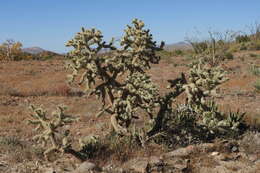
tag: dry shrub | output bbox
[0,136,44,163]
[48,84,84,97]
[47,84,71,96]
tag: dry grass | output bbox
[0,136,44,163]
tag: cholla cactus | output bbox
[183,60,228,113]
[28,105,78,160]
[66,19,163,135]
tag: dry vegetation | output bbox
[0,20,260,173]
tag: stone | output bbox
[248,154,259,162]
[43,168,56,173]
[102,164,125,173]
[165,157,189,171]
[196,143,215,152]
[163,146,195,158]
[124,157,149,173]
[72,162,101,173]
[148,156,164,172]
[211,152,219,156]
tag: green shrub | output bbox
[254,80,260,92]
[190,41,208,54]
[239,42,248,50]
[156,50,174,60]
[253,40,260,50]
[236,35,250,43]
[228,44,240,53]
[223,52,234,60]
[173,49,183,56]
[249,53,260,59]
[250,65,260,76]
[249,53,257,57]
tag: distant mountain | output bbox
[164,42,192,51]
[22,47,46,54]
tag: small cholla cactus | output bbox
[28,105,78,160]
[183,60,228,113]
[66,19,164,135]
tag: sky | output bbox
[0,0,259,53]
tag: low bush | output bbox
[249,64,260,76]
[173,49,184,56]
[254,80,260,92]
[236,35,250,43]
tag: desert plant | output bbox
[248,21,260,41]
[66,19,247,138]
[0,39,23,61]
[188,41,208,54]
[66,19,164,135]
[254,80,260,92]
[173,49,184,56]
[28,19,250,160]
[236,35,250,43]
[187,30,237,66]
[249,53,257,58]
[27,104,94,161]
[183,60,228,113]
[249,64,260,76]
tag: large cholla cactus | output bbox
[66,19,163,135]
[28,105,79,160]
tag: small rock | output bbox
[73,162,101,173]
[124,157,149,173]
[231,146,239,152]
[102,164,125,173]
[149,156,163,165]
[42,167,56,173]
[148,156,164,171]
[211,152,219,156]
[165,158,189,171]
[163,146,195,158]
[175,159,189,171]
[197,143,215,152]
[248,154,259,162]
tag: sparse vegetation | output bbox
[254,80,260,92]
[235,35,251,43]
[0,15,259,172]
[0,39,23,61]
[250,64,260,76]
[24,19,256,164]
[187,30,237,66]
[0,39,62,61]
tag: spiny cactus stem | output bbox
[111,114,129,135]
[148,87,186,137]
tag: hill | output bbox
[22,47,47,54]
[164,41,192,51]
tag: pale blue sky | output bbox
[0,0,259,53]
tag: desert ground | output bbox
[0,50,259,172]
